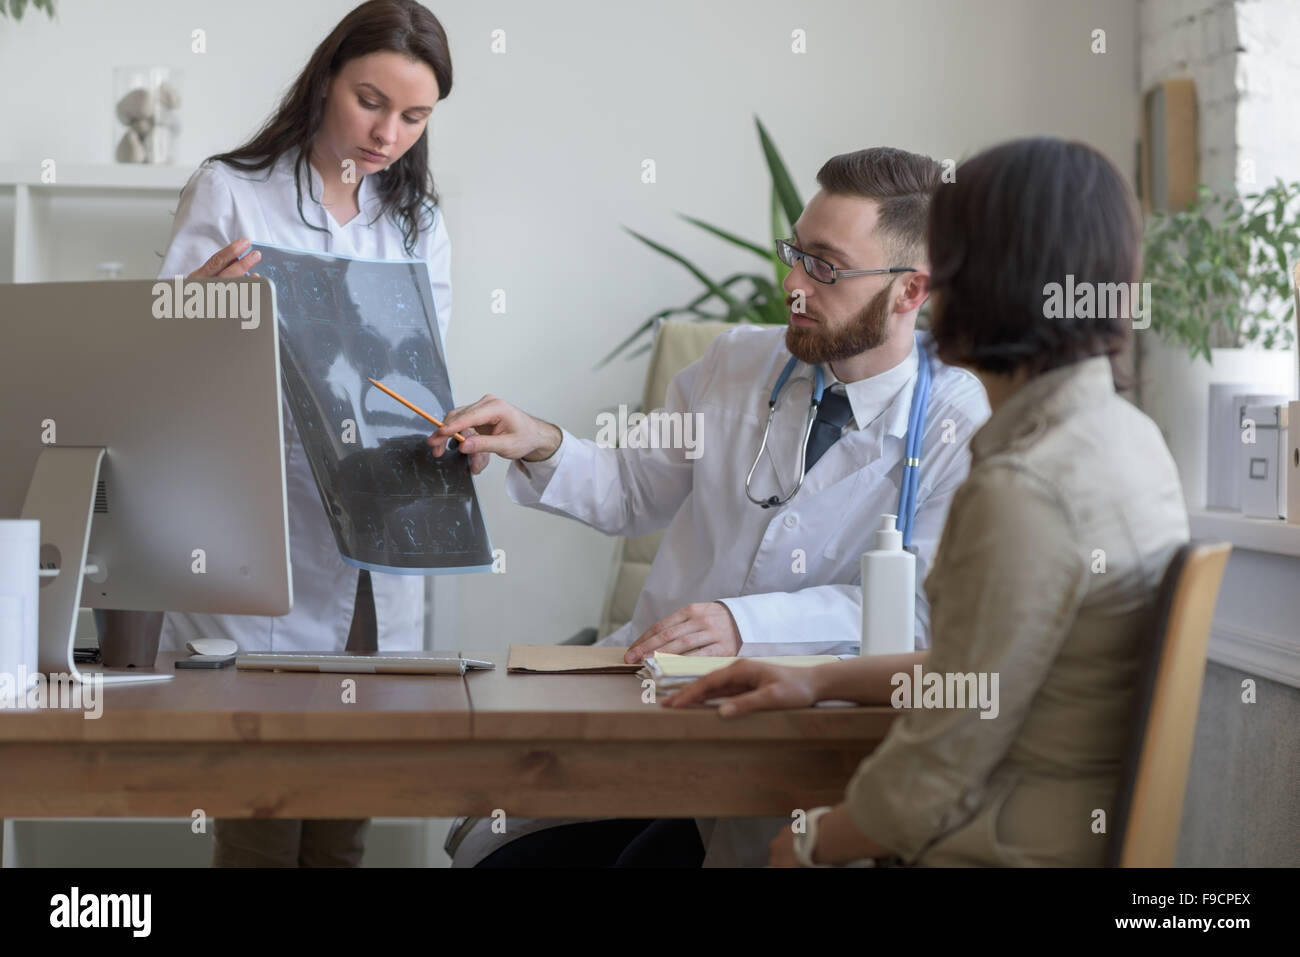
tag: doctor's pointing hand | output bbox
[427,396,743,660]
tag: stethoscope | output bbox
[743,342,933,547]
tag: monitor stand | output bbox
[21,447,171,685]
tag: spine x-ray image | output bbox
[252,242,493,574]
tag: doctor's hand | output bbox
[454,427,491,476]
[187,238,261,278]
[660,659,822,716]
[426,394,562,464]
[625,602,742,664]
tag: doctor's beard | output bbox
[785,280,895,365]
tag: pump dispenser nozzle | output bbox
[874,513,902,551]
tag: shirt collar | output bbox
[822,331,919,437]
[969,355,1116,461]
[279,147,377,218]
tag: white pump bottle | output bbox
[859,513,916,655]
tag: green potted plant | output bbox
[1139,179,1300,509]
[1143,181,1300,359]
[0,0,57,21]
[598,116,801,367]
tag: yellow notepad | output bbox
[651,653,839,677]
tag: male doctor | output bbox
[433,146,990,867]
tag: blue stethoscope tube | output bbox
[744,344,932,548]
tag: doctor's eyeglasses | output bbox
[775,238,917,285]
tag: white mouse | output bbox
[187,638,239,657]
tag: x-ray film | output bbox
[251,242,492,575]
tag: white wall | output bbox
[0,0,1141,649]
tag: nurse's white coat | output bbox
[155,148,452,653]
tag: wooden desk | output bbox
[0,651,896,818]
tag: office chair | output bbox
[1108,540,1232,867]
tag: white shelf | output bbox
[1189,508,1300,558]
[0,162,192,191]
[1,162,192,283]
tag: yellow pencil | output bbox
[367,378,467,444]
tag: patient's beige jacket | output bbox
[846,356,1190,866]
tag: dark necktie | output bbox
[804,386,854,472]
[345,569,379,652]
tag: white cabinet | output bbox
[0,162,193,283]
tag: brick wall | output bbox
[1236,0,1300,190]
[1139,0,1240,191]
[1140,0,1299,192]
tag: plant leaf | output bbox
[756,116,802,226]
[594,273,759,367]
[678,214,770,260]
[622,227,746,312]
[770,185,790,288]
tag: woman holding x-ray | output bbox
[146,0,477,867]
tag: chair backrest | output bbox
[1108,540,1232,867]
[596,319,733,638]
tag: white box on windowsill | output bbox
[1240,403,1288,520]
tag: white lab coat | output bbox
[448,324,991,868]
[508,324,990,654]
[155,148,452,653]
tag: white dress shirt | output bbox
[507,324,990,655]
[824,341,918,432]
[155,148,452,652]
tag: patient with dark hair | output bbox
[665,137,1190,868]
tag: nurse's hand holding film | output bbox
[187,237,261,278]
[427,394,563,466]
[624,602,742,664]
[660,659,822,716]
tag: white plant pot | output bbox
[1139,337,1297,510]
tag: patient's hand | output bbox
[625,601,740,663]
[660,659,822,716]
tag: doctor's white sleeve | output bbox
[719,584,863,657]
[157,163,238,280]
[504,352,705,539]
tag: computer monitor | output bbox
[0,278,292,684]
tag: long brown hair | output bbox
[205,0,452,256]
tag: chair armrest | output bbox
[560,626,599,646]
